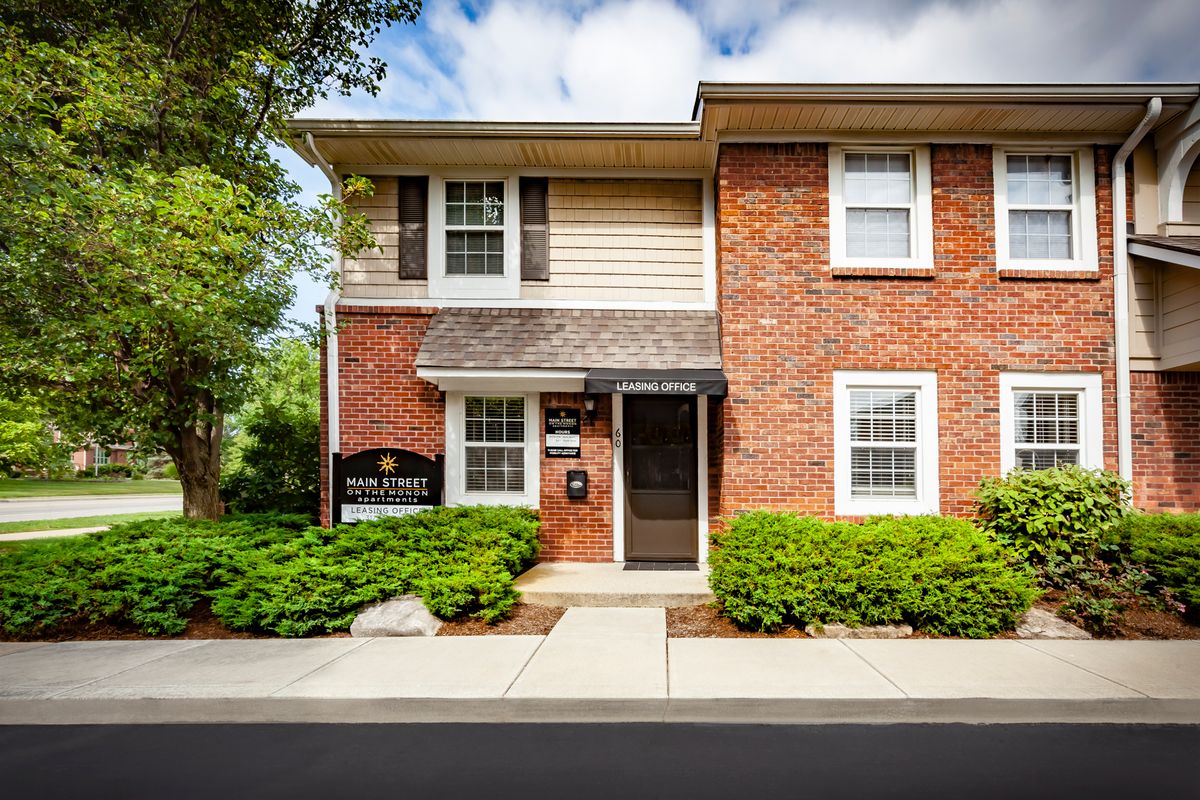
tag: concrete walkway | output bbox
[2,608,1198,725]
[515,564,715,607]
[0,526,109,542]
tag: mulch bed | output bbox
[666,600,1200,640]
[0,600,281,643]
[667,604,808,638]
[5,598,1196,642]
[437,604,565,636]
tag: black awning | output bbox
[585,368,727,397]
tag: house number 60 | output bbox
[614,427,621,448]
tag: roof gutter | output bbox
[306,132,343,526]
[1112,97,1162,494]
[695,82,1200,105]
[288,119,702,140]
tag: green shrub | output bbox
[1104,513,1200,621]
[95,463,134,479]
[162,462,179,480]
[974,466,1130,565]
[0,507,539,638]
[209,506,540,635]
[708,513,1038,637]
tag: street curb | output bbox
[3,696,1199,726]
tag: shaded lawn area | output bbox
[0,512,181,536]
[0,479,182,498]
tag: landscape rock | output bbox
[804,622,913,639]
[1016,607,1092,640]
[350,595,442,637]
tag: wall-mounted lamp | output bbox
[583,394,597,424]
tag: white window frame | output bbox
[999,372,1103,474]
[833,371,939,516]
[427,171,522,300]
[444,391,540,507]
[993,147,1099,272]
[828,145,933,270]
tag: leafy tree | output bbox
[0,395,76,476]
[0,2,419,518]
[221,337,320,515]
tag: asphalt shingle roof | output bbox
[414,308,722,370]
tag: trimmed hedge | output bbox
[0,507,539,638]
[708,513,1039,637]
[1105,512,1200,621]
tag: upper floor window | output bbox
[828,146,933,270]
[444,180,505,276]
[993,149,1098,271]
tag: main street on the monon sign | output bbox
[335,448,443,523]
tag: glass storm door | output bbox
[623,395,698,561]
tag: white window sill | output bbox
[836,498,939,517]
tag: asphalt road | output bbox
[2,723,1196,799]
[0,494,182,523]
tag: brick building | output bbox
[291,83,1200,563]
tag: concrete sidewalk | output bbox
[2,608,1198,725]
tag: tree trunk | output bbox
[169,408,224,521]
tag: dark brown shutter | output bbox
[520,177,549,281]
[398,176,428,280]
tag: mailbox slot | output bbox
[566,470,588,499]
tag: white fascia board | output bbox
[1128,242,1200,270]
[337,297,716,311]
[288,119,702,139]
[330,166,712,180]
[417,367,587,393]
[695,82,1200,104]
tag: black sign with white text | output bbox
[544,408,582,458]
[334,448,443,524]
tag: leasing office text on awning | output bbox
[584,368,727,396]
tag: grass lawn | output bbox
[0,479,182,498]
[0,512,181,536]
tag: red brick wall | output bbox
[320,306,444,527]
[322,317,618,559]
[716,142,1118,519]
[538,393,613,561]
[1131,371,1200,512]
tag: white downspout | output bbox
[1112,98,1162,492]
[306,133,343,525]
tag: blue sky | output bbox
[282,0,1200,322]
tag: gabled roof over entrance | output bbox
[414,308,722,370]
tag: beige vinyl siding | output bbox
[343,176,427,299]
[1129,257,1200,370]
[1130,259,1159,362]
[1161,262,1200,368]
[523,179,704,302]
[1184,162,1200,224]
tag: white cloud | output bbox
[298,0,1200,123]
[349,0,1200,122]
